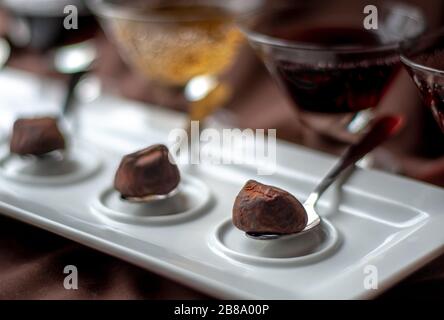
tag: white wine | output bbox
[110,5,243,86]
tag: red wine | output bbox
[406,49,444,132]
[275,26,382,48]
[268,27,399,114]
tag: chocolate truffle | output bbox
[233,180,308,234]
[114,144,181,199]
[10,117,66,156]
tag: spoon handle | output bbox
[305,115,404,205]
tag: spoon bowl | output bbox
[121,187,180,204]
[20,149,66,162]
[246,199,321,240]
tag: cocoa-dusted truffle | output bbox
[114,144,180,199]
[10,117,65,156]
[233,180,307,234]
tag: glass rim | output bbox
[239,2,426,54]
[88,0,260,23]
[400,27,444,77]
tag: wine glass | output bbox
[239,2,425,147]
[89,0,261,148]
[401,27,444,133]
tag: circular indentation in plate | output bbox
[91,175,211,225]
[209,218,340,266]
[0,143,101,185]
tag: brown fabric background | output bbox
[0,215,209,299]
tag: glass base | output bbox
[297,109,374,155]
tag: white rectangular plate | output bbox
[1,69,444,299]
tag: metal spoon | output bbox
[246,115,404,241]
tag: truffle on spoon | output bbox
[235,115,404,240]
[233,180,308,234]
[114,144,181,202]
[10,117,66,156]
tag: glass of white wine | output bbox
[90,0,261,142]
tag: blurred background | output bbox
[1,0,444,186]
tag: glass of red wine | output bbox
[401,28,444,133]
[239,2,425,146]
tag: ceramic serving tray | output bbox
[1,68,444,299]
